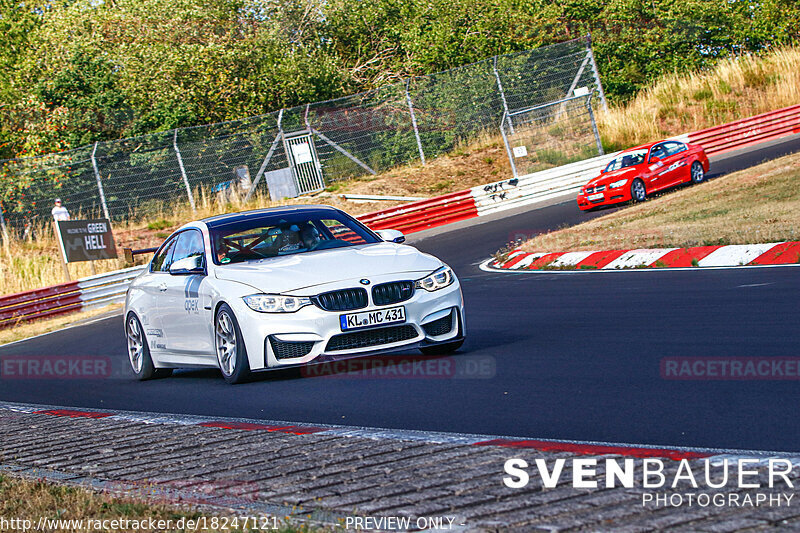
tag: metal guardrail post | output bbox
[587,34,608,112]
[493,56,514,135]
[173,129,196,212]
[405,80,426,165]
[90,142,111,221]
[499,112,518,179]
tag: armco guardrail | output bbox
[0,266,144,329]
[470,151,619,217]
[357,189,478,234]
[3,105,799,329]
[688,103,800,156]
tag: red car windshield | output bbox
[604,149,648,173]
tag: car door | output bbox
[157,229,215,359]
[661,141,691,186]
[652,141,690,191]
[646,143,671,192]
[138,234,179,354]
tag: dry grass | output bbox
[598,47,800,151]
[517,151,800,254]
[0,304,121,346]
[0,473,319,532]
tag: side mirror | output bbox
[650,156,661,163]
[169,255,205,275]
[375,229,406,244]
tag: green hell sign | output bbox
[56,219,118,263]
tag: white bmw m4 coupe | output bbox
[124,205,465,383]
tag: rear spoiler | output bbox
[123,247,159,264]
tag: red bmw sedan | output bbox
[577,139,710,211]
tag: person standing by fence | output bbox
[51,199,70,221]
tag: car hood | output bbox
[213,243,443,294]
[586,166,641,187]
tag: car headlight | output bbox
[609,179,628,189]
[243,294,312,313]
[415,266,455,292]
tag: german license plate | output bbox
[588,193,604,201]
[340,306,406,331]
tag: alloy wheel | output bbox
[126,316,144,373]
[632,180,646,201]
[215,311,237,376]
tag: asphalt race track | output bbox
[2,137,799,453]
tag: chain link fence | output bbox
[0,35,605,232]
[501,93,605,178]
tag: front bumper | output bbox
[576,186,631,210]
[234,278,465,370]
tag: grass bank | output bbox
[0,473,320,533]
[598,47,800,151]
[515,151,800,255]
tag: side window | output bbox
[664,141,687,156]
[321,219,368,244]
[151,236,178,272]
[171,230,205,267]
[649,144,667,161]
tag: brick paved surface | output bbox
[2,406,800,531]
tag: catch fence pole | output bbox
[91,142,111,220]
[173,129,196,212]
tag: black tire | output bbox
[214,303,252,384]
[690,161,705,184]
[420,339,464,356]
[630,178,647,203]
[126,313,172,380]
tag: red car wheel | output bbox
[631,179,647,202]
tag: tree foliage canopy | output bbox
[1,0,797,158]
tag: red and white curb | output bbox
[483,241,800,273]
[1,401,795,464]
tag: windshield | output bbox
[604,149,648,173]
[209,211,381,265]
